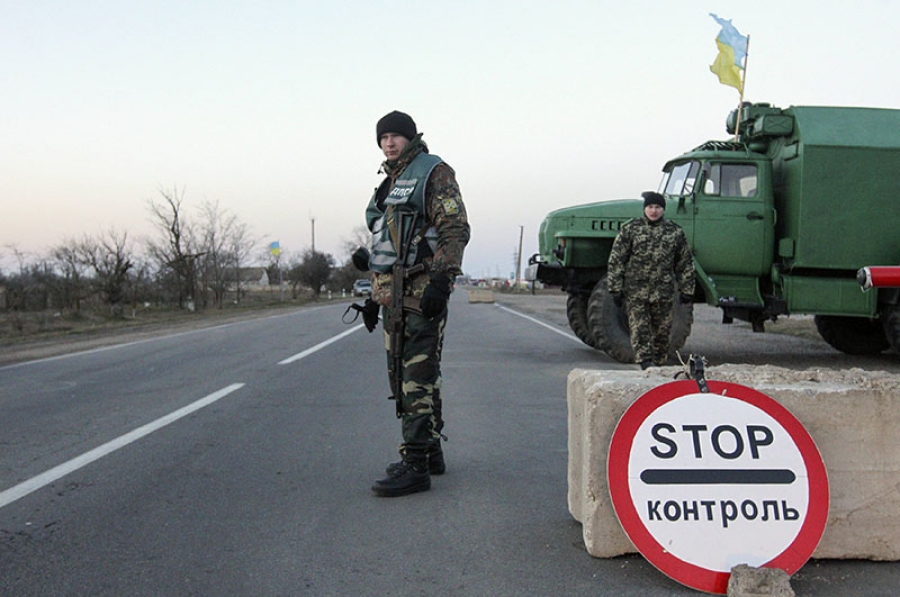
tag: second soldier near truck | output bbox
[361,110,470,497]
[607,191,694,369]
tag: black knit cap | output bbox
[376,110,417,146]
[642,191,666,210]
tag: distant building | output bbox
[225,267,269,290]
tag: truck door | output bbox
[659,160,698,244]
[692,162,773,276]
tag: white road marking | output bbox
[278,324,364,364]
[0,383,245,510]
[494,304,584,344]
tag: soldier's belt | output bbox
[401,296,423,314]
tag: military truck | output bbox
[525,102,900,362]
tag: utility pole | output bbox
[277,252,284,302]
[311,217,316,253]
[515,225,524,289]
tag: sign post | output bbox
[608,379,828,594]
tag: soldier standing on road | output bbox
[607,191,694,369]
[355,110,470,497]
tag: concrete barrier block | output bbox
[568,365,900,561]
[467,289,495,303]
[727,564,795,597]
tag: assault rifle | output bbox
[387,210,422,418]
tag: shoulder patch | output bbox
[441,198,460,215]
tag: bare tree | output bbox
[2,245,51,315]
[330,224,372,294]
[228,220,255,304]
[4,244,29,275]
[126,255,154,315]
[50,238,92,313]
[79,229,134,316]
[146,187,202,309]
[197,200,231,309]
[196,200,257,308]
[341,224,370,257]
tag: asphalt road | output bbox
[1,293,898,596]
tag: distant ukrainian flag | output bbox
[709,13,748,92]
[269,241,281,256]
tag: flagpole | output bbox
[734,34,750,141]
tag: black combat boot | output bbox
[372,460,430,497]
[386,446,445,476]
[427,447,446,475]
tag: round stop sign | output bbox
[608,380,828,594]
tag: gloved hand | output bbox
[421,273,452,319]
[360,298,380,331]
[611,292,624,308]
[343,298,380,332]
[679,294,693,305]
[351,246,371,272]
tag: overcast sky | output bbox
[2,0,898,279]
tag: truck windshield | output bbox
[658,161,700,196]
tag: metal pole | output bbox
[277,252,284,301]
[734,34,750,141]
[515,225,524,289]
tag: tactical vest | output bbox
[366,152,442,274]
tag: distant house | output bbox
[225,267,269,290]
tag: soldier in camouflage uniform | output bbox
[607,191,694,369]
[362,111,469,497]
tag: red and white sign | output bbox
[608,380,828,595]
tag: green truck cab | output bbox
[526,103,900,362]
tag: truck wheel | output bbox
[814,315,889,355]
[586,276,693,364]
[587,277,633,363]
[670,301,694,361]
[881,303,900,355]
[567,292,598,348]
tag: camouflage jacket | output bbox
[607,216,694,303]
[369,137,470,306]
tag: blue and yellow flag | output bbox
[709,13,748,92]
[269,241,281,256]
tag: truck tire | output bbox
[814,315,889,355]
[586,275,693,364]
[587,277,633,363]
[567,292,598,348]
[881,303,900,355]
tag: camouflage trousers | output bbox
[382,306,446,462]
[626,298,674,365]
